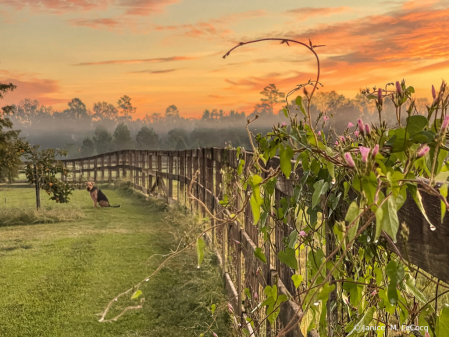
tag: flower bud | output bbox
[365,123,371,135]
[357,118,364,134]
[442,115,449,131]
[318,131,321,136]
[299,230,307,237]
[417,144,430,158]
[323,116,329,122]
[377,88,382,103]
[348,122,354,128]
[354,131,360,137]
[432,85,437,100]
[372,144,379,157]
[340,136,345,142]
[359,146,371,163]
[344,153,355,167]
[281,122,287,127]
[396,81,402,95]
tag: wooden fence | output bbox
[53,148,449,336]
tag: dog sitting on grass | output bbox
[85,181,121,208]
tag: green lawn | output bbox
[0,186,230,337]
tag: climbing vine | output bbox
[207,38,449,336]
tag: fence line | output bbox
[24,148,449,336]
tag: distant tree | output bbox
[0,83,21,183]
[92,102,118,122]
[260,84,285,114]
[165,105,180,123]
[117,95,136,122]
[113,123,134,151]
[250,102,272,117]
[63,98,89,121]
[80,137,95,157]
[136,126,159,150]
[166,128,189,150]
[202,109,210,120]
[93,126,113,154]
[143,113,164,124]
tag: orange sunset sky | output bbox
[1,0,449,119]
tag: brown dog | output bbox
[85,181,121,208]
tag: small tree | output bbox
[136,126,159,150]
[117,95,136,123]
[17,140,74,209]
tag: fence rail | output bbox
[15,148,449,336]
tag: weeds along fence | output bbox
[11,148,449,336]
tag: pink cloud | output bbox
[69,18,120,29]
[74,56,198,66]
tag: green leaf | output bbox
[375,196,399,243]
[250,195,261,225]
[292,274,303,289]
[278,248,297,270]
[440,184,448,223]
[131,290,142,300]
[404,274,427,303]
[362,172,378,205]
[347,306,376,336]
[385,261,403,305]
[211,303,216,315]
[406,115,428,137]
[280,144,294,178]
[312,180,328,210]
[254,247,267,264]
[409,183,434,229]
[288,230,298,249]
[295,96,306,116]
[317,282,335,306]
[345,201,362,243]
[283,108,289,118]
[196,237,206,268]
[436,304,449,337]
[244,288,251,300]
[237,159,245,175]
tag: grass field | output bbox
[0,185,230,337]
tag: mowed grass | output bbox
[0,186,230,337]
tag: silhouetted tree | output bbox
[117,95,136,123]
[165,128,189,150]
[260,84,285,114]
[93,126,113,154]
[165,105,180,123]
[0,83,21,182]
[113,123,134,150]
[136,126,159,150]
[81,137,95,157]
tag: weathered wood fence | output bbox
[53,148,449,336]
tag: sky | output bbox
[1,0,449,119]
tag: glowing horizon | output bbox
[1,0,448,119]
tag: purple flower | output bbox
[357,118,364,134]
[359,146,371,163]
[377,88,382,102]
[348,122,354,128]
[323,116,329,122]
[442,115,449,131]
[299,230,307,237]
[372,144,379,157]
[417,145,430,158]
[396,81,402,95]
[318,131,321,136]
[281,122,287,127]
[254,292,258,300]
[344,153,355,167]
[432,85,437,100]
[335,141,339,145]
[340,136,345,142]
[365,123,371,135]
[354,131,360,137]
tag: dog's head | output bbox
[85,181,95,191]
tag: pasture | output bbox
[0,185,230,337]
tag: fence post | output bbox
[168,153,174,199]
[157,151,162,197]
[94,157,97,182]
[193,150,199,212]
[142,151,146,192]
[72,160,76,183]
[179,151,185,205]
[148,152,153,194]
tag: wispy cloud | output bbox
[74,56,198,66]
[285,7,352,20]
[0,70,64,106]
[69,18,120,29]
[128,68,179,74]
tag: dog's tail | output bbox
[109,204,121,208]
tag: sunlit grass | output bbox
[0,187,230,337]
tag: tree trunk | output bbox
[34,165,41,209]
